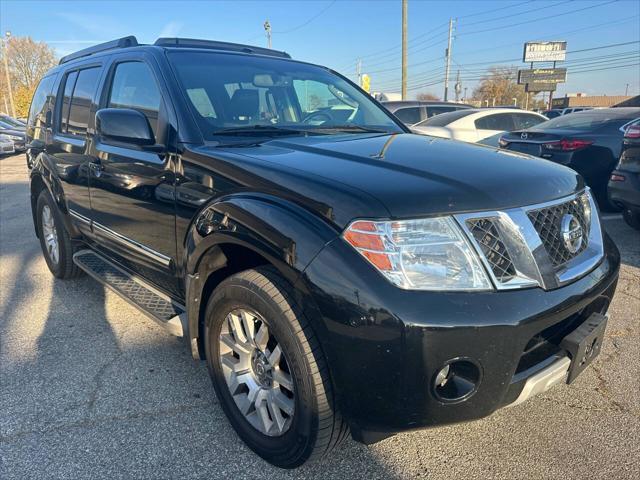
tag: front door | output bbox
[87,55,178,295]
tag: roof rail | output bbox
[59,36,139,65]
[154,38,291,59]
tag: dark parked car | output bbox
[27,36,619,468]
[608,119,640,229]
[499,108,640,210]
[382,100,471,125]
[0,119,26,150]
[542,109,563,119]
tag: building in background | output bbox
[551,94,633,109]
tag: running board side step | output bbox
[73,250,185,337]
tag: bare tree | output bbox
[417,92,440,101]
[472,67,527,107]
[5,36,57,89]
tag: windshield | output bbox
[167,51,402,141]
[417,109,475,127]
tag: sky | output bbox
[1,0,639,100]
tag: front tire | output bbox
[36,190,83,279]
[204,267,348,468]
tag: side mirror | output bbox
[95,108,155,146]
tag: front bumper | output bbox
[299,232,620,442]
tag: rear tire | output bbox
[36,190,83,279]
[204,267,348,468]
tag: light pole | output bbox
[2,30,16,117]
[264,20,272,49]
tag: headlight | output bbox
[7,135,22,140]
[343,217,492,291]
[0,134,9,141]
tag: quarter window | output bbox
[28,75,56,126]
[108,62,161,136]
[59,71,78,134]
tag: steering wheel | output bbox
[302,111,333,125]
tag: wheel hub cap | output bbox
[219,308,295,436]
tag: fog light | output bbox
[432,359,481,403]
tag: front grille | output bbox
[527,194,591,267]
[466,218,516,283]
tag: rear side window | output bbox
[514,113,545,129]
[28,75,56,126]
[59,67,101,136]
[419,109,475,127]
[475,113,515,131]
[60,71,78,133]
[108,62,161,136]
[394,107,421,125]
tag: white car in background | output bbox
[411,108,548,146]
[0,134,15,156]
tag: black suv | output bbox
[26,37,620,468]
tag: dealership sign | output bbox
[523,41,567,62]
[518,68,567,85]
[525,82,557,93]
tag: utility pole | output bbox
[2,31,16,118]
[401,0,408,100]
[356,58,362,86]
[443,18,455,102]
[454,70,461,102]
[625,83,629,96]
[264,20,272,49]
[464,87,468,102]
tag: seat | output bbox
[229,89,259,123]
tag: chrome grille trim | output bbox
[455,189,603,291]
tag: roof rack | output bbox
[59,36,139,65]
[154,38,291,59]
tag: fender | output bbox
[183,192,340,359]
[29,151,82,239]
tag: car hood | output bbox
[192,133,583,228]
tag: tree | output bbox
[417,92,439,101]
[1,36,57,117]
[472,67,528,107]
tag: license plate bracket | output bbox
[560,313,608,384]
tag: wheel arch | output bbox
[182,193,339,360]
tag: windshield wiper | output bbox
[309,125,391,134]
[213,125,310,137]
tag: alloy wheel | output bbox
[219,308,295,436]
[41,205,59,265]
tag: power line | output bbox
[458,0,619,37]
[457,0,534,20]
[273,0,337,33]
[459,0,571,28]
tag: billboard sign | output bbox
[523,41,567,62]
[518,68,567,85]
[525,82,557,93]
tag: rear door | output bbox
[48,64,104,229]
[86,52,179,295]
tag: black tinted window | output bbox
[65,68,101,135]
[514,113,545,129]
[394,107,422,124]
[426,106,458,118]
[28,75,55,126]
[108,62,161,136]
[475,113,515,131]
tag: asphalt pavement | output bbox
[1,153,639,479]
